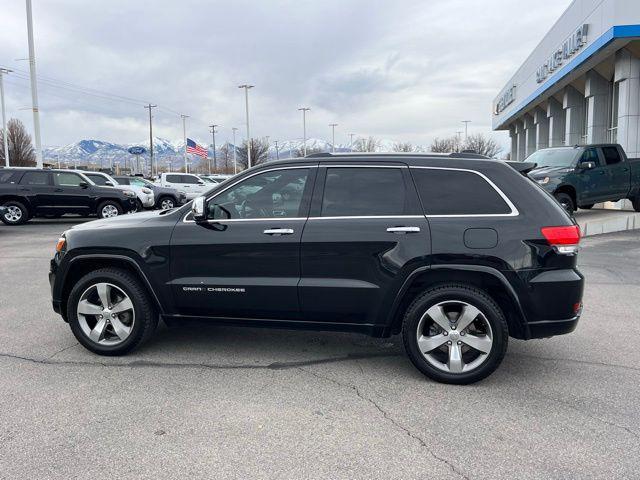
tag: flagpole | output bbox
[181,114,189,173]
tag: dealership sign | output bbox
[536,24,589,84]
[128,146,146,155]
[494,84,516,115]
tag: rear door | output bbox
[299,164,431,326]
[18,170,53,213]
[600,145,630,200]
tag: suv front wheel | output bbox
[402,284,508,384]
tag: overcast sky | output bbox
[0,0,571,151]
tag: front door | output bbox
[575,147,608,204]
[170,166,316,319]
[300,165,431,326]
[51,171,92,214]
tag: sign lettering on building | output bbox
[536,24,589,84]
[494,84,516,115]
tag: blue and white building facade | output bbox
[493,0,640,161]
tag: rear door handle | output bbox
[263,228,294,235]
[54,188,63,192]
[387,226,420,234]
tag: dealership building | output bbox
[493,0,640,162]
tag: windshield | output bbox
[526,148,578,168]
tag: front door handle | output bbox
[54,188,63,192]
[387,226,421,234]
[263,228,294,235]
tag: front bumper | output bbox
[140,193,155,208]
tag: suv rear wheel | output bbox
[1,200,29,225]
[554,192,575,214]
[402,284,508,384]
[67,268,158,355]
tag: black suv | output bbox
[0,168,137,225]
[49,154,584,384]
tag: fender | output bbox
[383,263,529,337]
[61,253,165,314]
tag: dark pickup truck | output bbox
[526,144,640,213]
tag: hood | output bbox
[529,165,573,178]
[91,184,127,196]
[70,210,163,231]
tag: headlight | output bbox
[123,190,136,198]
[141,187,152,194]
[536,176,550,185]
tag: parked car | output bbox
[155,172,210,200]
[80,171,154,211]
[526,143,640,213]
[50,154,583,384]
[0,168,136,225]
[113,176,187,210]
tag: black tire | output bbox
[97,200,123,219]
[580,204,594,210]
[402,284,508,385]
[135,199,144,212]
[632,196,640,212]
[158,196,175,210]
[67,267,158,355]
[554,192,575,214]
[1,200,29,225]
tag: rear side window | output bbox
[321,167,406,216]
[0,171,23,184]
[166,174,182,183]
[86,174,108,185]
[601,146,622,165]
[411,168,512,215]
[20,171,50,185]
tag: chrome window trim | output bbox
[409,166,519,217]
[321,164,408,168]
[308,215,424,220]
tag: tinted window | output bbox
[20,171,49,185]
[86,174,109,186]
[53,172,84,187]
[321,168,406,217]
[166,174,182,183]
[181,175,200,184]
[412,169,511,215]
[602,146,622,165]
[114,177,130,185]
[208,168,309,219]
[0,171,23,184]
[580,148,600,166]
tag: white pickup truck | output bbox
[155,173,211,200]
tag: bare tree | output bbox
[294,145,324,158]
[430,137,456,153]
[464,134,503,158]
[353,136,379,152]
[237,138,270,170]
[0,119,36,166]
[393,142,415,152]
[217,143,235,173]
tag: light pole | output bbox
[238,85,254,167]
[349,133,355,151]
[456,131,463,152]
[462,120,471,140]
[208,124,219,174]
[329,123,338,153]
[25,0,43,168]
[181,114,189,173]
[0,68,11,167]
[274,140,279,160]
[232,127,238,174]
[298,107,310,156]
[144,104,157,175]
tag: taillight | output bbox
[541,225,581,254]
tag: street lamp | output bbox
[180,114,189,173]
[298,107,310,156]
[238,84,254,167]
[349,133,355,151]
[329,123,338,153]
[209,124,219,174]
[232,127,238,174]
[461,120,471,140]
[0,68,12,167]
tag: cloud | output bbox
[0,0,571,151]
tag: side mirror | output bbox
[192,196,207,223]
[197,180,205,185]
[578,161,596,170]
[79,181,89,188]
[105,181,114,186]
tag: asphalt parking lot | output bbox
[0,218,639,480]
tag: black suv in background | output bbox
[0,168,137,225]
[50,154,584,384]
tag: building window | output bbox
[608,81,619,143]
[581,96,589,144]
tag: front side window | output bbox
[182,175,200,184]
[580,148,600,166]
[208,169,309,220]
[601,146,622,165]
[412,168,512,216]
[20,171,49,185]
[53,172,85,187]
[321,167,406,217]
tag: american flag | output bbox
[186,138,208,158]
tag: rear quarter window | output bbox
[411,168,512,215]
[0,171,23,184]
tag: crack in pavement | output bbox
[299,367,470,480]
[0,351,403,371]
[46,342,79,360]
[508,352,640,373]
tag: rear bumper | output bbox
[527,315,580,339]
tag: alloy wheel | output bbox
[76,282,135,346]
[102,204,119,218]
[160,199,174,210]
[5,206,22,223]
[416,300,493,374]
